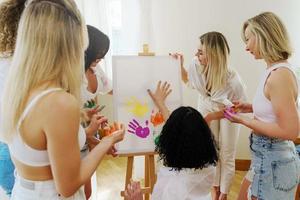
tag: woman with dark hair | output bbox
[0,0,26,196]
[82,25,112,107]
[125,81,218,200]
[81,25,112,200]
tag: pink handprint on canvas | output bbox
[128,119,150,138]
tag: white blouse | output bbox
[81,63,112,104]
[188,57,247,115]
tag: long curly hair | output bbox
[156,106,218,171]
[0,0,26,56]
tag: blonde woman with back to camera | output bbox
[0,0,125,199]
[224,12,300,200]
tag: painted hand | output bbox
[224,109,250,125]
[126,97,149,117]
[128,119,150,138]
[150,110,164,127]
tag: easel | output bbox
[120,44,156,200]
[119,152,157,200]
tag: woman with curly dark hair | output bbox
[125,81,218,200]
[0,0,26,197]
[0,0,26,55]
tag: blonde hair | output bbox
[200,31,230,93]
[0,0,87,142]
[0,0,26,56]
[242,12,292,63]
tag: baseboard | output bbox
[235,159,251,171]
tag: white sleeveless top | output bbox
[9,88,86,167]
[152,166,216,200]
[253,62,298,123]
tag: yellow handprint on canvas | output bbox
[125,97,149,117]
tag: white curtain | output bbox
[75,0,113,79]
[75,0,155,79]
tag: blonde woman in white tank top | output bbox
[0,1,125,199]
[224,12,300,200]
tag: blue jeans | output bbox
[296,145,300,156]
[0,142,15,196]
[249,133,300,200]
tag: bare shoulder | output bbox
[267,67,297,87]
[46,91,78,108]
[40,91,80,119]
[270,66,295,80]
[266,67,298,98]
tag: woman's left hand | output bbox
[147,81,172,108]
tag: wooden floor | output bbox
[96,156,247,200]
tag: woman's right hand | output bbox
[101,123,125,156]
[169,52,184,67]
[169,52,188,83]
[232,101,253,113]
[104,123,125,144]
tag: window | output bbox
[108,0,122,55]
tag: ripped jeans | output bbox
[248,133,300,200]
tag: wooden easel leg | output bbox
[296,184,300,200]
[144,156,150,200]
[148,155,155,193]
[123,156,134,200]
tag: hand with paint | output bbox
[147,81,172,121]
[84,99,97,109]
[224,106,237,120]
[150,110,164,127]
[102,122,120,136]
[101,123,125,156]
[126,97,149,117]
[85,114,108,138]
[128,119,150,138]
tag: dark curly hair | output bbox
[156,106,218,171]
[85,25,110,71]
[0,0,26,55]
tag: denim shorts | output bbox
[0,142,15,196]
[248,133,300,200]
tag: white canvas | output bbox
[112,56,182,154]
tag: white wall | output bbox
[102,0,300,159]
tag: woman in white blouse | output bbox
[171,31,246,200]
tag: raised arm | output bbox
[44,92,125,197]
[169,53,188,84]
[147,81,172,120]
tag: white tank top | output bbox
[252,63,298,123]
[9,88,86,167]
